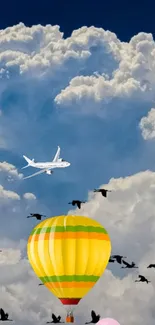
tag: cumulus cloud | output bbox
[1,22,155,325]
[0,159,40,240]
[68,170,155,262]
[0,171,155,324]
[55,32,155,112]
[0,185,20,201]
[0,245,66,325]
[23,193,36,200]
[0,24,155,112]
[0,161,23,180]
[66,170,155,324]
[139,107,155,140]
[0,248,21,265]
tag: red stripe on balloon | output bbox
[59,298,81,305]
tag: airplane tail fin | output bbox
[53,146,60,162]
[22,155,34,169]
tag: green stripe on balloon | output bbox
[30,225,108,235]
[39,275,100,283]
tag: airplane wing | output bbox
[23,168,52,180]
[53,146,60,162]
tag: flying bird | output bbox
[68,200,86,209]
[46,313,64,323]
[135,275,150,283]
[93,188,111,198]
[147,264,155,268]
[109,257,115,263]
[0,308,13,321]
[38,283,44,286]
[121,260,138,269]
[27,213,46,220]
[85,310,100,324]
[111,255,127,264]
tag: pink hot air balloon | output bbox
[96,318,120,325]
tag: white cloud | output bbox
[23,193,36,200]
[1,24,155,157]
[0,161,23,180]
[54,32,155,112]
[66,170,155,325]
[54,74,141,111]
[0,23,90,81]
[0,24,154,108]
[0,185,20,201]
[0,171,155,324]
[1,23,155,325]
[0,248,21,265]
[139,107,155,140]
[0,161,39,240]
[0,246,65,325]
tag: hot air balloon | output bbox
[27,215,111,323]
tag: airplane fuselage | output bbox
[22,146,70,179]
[30,161,70,169]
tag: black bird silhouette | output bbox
[46,313,64,323]
[68,200,85,209]
[94,189,111,198]
[0,308,13,321]
[85,310,100,324]
[27,213,46,220]
[111,255,127,264]
[121,260,138,268]
[147,264,155,268]
[109,257,115,263]
[38,283,44,286]
[135,275,150,283]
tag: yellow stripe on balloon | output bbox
[33,215,104,228]
[44,285,95,298]
[28,239,111,277]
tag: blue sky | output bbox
[0,0,154,40]
[1,3,155,325]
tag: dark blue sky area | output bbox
[1,0,154,40]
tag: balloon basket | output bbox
[66,315,74,323]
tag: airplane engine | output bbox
[45,170,53,175]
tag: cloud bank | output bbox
[0,22,155,325]
[0,171,155,324]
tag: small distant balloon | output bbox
[96,318,120,325]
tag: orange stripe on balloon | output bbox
[28,232,110,242]
[45,281,96,289]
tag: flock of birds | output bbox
[0,306,101,323]
[26,188,111,218]
[1,188,154,323]
[109,255,155,284]
[39,255,155,324]
[46,310,100,324]
[44,310,106,324]
[25,188,155,323]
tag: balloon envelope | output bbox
[27,215,111,307]
[96,319,120,325]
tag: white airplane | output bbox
[22,146,70,180]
